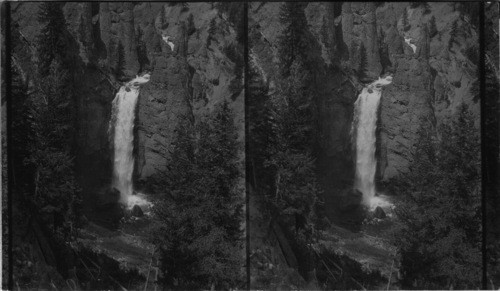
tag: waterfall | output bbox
[404,36,417,54]
[353,76,392,208]
[110,74,150,206]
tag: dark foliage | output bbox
[448,20,459,50]
[428,16,438,38]
[207,18,217,47]
[11,5,82,288]
[410,2,431,14]
[456,2,479,29]
[358,43,369,80]
[136,26,150,73]
[28,61,81,235]
[393,105,481,289]
[29,0,80,240]
[248,4,325,280]
[150,102,244,289]
[378,29,392,75]
[409,2,420,8]
[247,65,275,191]
[278,2,309,76]
[158,7,168,30]
[465,44,479,65]
[215,3,245,44]
[268,59,322,233]
[186,14,196,36]
[402,8,411,32]
[36,2,67,76]
[208,18,217,37]
[180,2,189,13]
[115,41,126,80]
[224,42,244,100]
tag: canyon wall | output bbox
[250,2,479,203]
[11,2,244,207]
[10,0,479,220]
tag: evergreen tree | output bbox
[358,43,369,80]
[180,2,189,12]
[135,27,149,72]
[465,44,479,65]
[423,2,432,14]
[394,104,481,289]
[208,18,217,37]
[30,2,80,239]
[10,7,81,287]
[159,7,167,29]
[246,57,323,282]
[278,2,309,76]
[37,2,67,76]
[247,65,275,190]
[224,40,244,101]
[186,14,196,36]
[207,18,217,47]
[11,66,33,177]
[428,16,438,38]
[115,41,126,80]
[267,60,321,233]
[410,1,431,13]
[457,2,479,28]
[215,3,244,44]
[32,58,80,238]
[449,20,459,50]
[150,102,244,289]
[402,8,411,31]
[255,2,324,239]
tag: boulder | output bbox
[374,206,386,219]
[131,205,144,217]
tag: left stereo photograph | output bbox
[2,2,245,290]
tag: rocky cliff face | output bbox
[250,2,479,205]
[11,2,244,208]
[375,3,478,183]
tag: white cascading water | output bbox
[111,74,151,208]
[353,75,393,209]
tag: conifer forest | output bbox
[1,2,500,290]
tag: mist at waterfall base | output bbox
[353,76,394,211]
[111,74,152,210]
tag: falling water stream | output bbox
[353,76,393,209]
[111,74,151,209]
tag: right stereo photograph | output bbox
[248,2,498,290]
